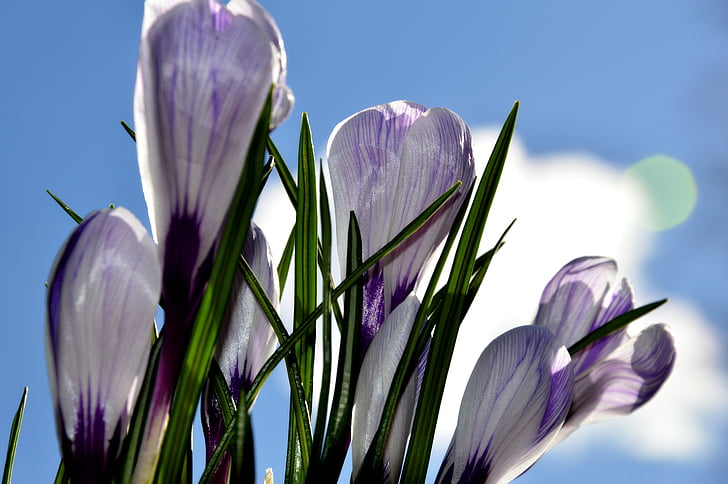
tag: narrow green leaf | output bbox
[230,388,254,484]
[53,461,69,484]
[311,164,334,466]
[462,219,515,313]
[287,112,317,484]
[209,361,237,425]
[316,213,363,483]
[120,121,136,142]
[197,362,236,484]
[46,190,83,224]
[268,137,343,331]
[568,298,668,355]
[401,102,519,483]
[267,137,298,207]
[153,94,270,483]
[118,330,162,484]
[2,387,27,484]
[277,227,296,292]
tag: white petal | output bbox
[352,295,420,481]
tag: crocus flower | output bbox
[134,0,283,315]
[46,208,161,483]
[533,256,676,439]
[201,222,278,484]
[436,326,574,484]
[352,295,421,483]
[327,101,475,352]
[132,0,286,478]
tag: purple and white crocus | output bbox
[132,0,290,480]
[46,208,161,484]
[135,0,286,318]
[437,326,574,484]
[201,222,278,484]
[327,101,475,354]
[435,257,675,483]
[533,256,676,439]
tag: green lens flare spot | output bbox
[624,154,698,231]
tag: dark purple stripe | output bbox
[162,212,204,312]
[359,270,385,357]
[68,388,110,483]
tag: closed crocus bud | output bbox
[135,0,280,315]
[327,101,475,352]
[132,1,285,477]
[533,256,676,439]
[202,222,278,484]
[46,208,161,483]
[437,326,574,484]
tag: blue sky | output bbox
[1,0,727,482]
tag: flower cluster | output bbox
[40,1,675,483]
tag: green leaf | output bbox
[267,137,297,207]
[287,112,317,484]
[230,388,254,484]
[53,461,69,484]
[153,94,270,483]
[120,121,136,142]
[46,190,83,224]
[568,298,668,355]
[310,164,334,468]
[117,329,162,484]
[198,363,235,484]
[2,387,27,484]
[401,102,519,483]
[277,228,296,291]
[316,213,363,483]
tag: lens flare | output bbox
[624,155,698,231]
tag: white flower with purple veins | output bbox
[45,208,161,484]
[214,222,278,396]
[134,0,289,314]
[534,256,676,439]
[437,326,574,484]
[202,222,278,483]
[327,101,475,352]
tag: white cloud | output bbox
[434,128,728,462]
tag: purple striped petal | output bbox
[202,222,278,482]
[534,257,617,344]
[436,326,573,484]
[134,0,276,308]
[560,324,675,438]
[227,0,294,128]
[327,101,474,351]
[46,208,161,482]
[571,277,634,375]
[215,221,278,396]
[383,107,475,313]
[328,101,428,268]
[534,257,636,376]
[352,295,420,482]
